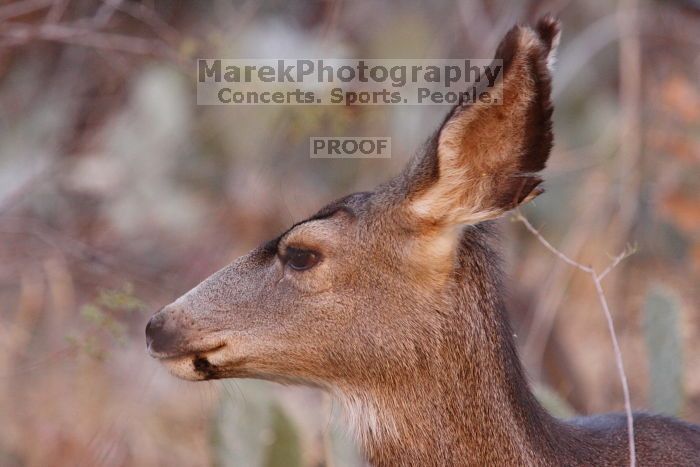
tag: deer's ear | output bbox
[403,16,560,226]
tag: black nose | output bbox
[145,312,166,349]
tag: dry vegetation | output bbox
[1,1,699,466]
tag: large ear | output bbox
[402,16,561,226]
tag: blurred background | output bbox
[1,0,699,465]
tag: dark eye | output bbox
[285,247,320,271]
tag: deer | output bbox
[146,16,700,466]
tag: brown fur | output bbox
[146,16,700,466]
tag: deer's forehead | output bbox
[282,212,354,248]
[277,192,376,244]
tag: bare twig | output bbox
[599,245,636,281]
[44,0,69,24]
[616,0,643,240]
[0,0,53,23]
[553,13,621,98]
[0,22,174,57]
[523,174,603,377]
[515,212,591,271]
[91,0,123,29]
[0,161,55,217]
[114,1,180,44]
[553,6,692,99]
[514,210,636,467]
[0,217,180,294]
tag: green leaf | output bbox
[96,283,147,313]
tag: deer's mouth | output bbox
[148,343,225,380]
[154,344,253,381]
[148,342,226,360]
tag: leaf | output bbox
[96,283,147,313]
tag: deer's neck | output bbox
[339,226,585,466]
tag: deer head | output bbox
[147,16,561,464]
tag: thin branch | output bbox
[617,0,643,241]
[514,209,636,467]
[599,245,636,281]
[513,211,593,273]
[0,22,174,58]
[91,0,123,29]
[590,271,635,467]
[0,0,53,23]
[44,0,69,24]
[521,180,602,377]
[0,162,54,217]
[114,1,180,44]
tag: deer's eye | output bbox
[285,247,320,271]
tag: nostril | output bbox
[145,313,165,347]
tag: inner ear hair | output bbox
[406,15,561,227]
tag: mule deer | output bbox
[146,16,700,466]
